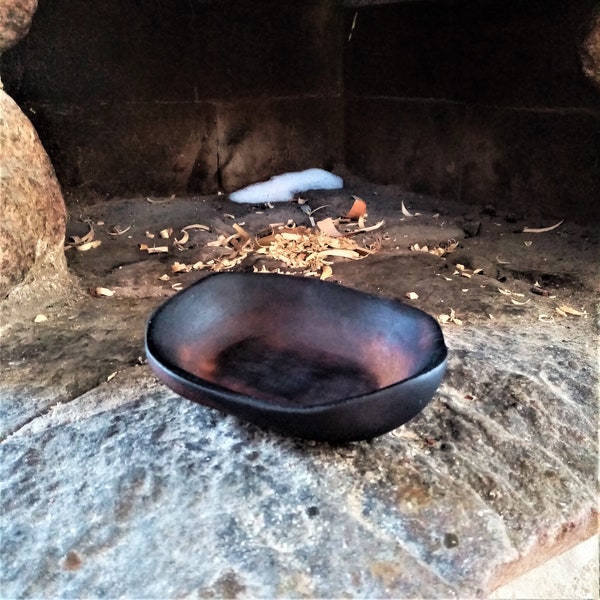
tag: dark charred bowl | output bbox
[145,272,447,442]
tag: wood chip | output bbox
[90,287,115,297]
[76,240,102,251]
[346,196,367,219]
[316,217,344,238]
[159,227,173,239]
[33,314,48,323]
[405,292,419,300]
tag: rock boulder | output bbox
[0,88,68,298]
[0,0,37,53]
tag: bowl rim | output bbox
[145,272,448,413]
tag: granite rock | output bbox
[0,0,37,53]
[1,321,597,598]
[580,5,600,91]
[0,87,68,298]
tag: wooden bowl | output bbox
[145,273,447,442]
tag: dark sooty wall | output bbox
[1,0,599,223]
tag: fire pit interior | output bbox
[0,1,598,598]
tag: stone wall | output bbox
[0,0,343,197]
[1,0,598,224]
[344,0,600,223]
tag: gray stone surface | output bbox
[1,320,597,598]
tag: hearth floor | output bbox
[1,180,598,598]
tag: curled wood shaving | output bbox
[34,314,48,323]
[510,298,531,306]
[174,230,190,246]
[401,201,415,217]
[76,240,102,252]
[522,220,564,233]
[146,197,171,204]
[182,224,210,232]
[90,287,115,297]
[539,314,554,323]
[145,231,155,239]
[107,225,131,236]
[159,227,173,239]
[556,304,586,316]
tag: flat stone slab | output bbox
[1,187,598,598]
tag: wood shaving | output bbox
[76,240,102,252]
[556,304,586,316]
[107,225,131,236]
[34,314,48,323]
[139,244,169,254]
[405,292,419,300]
[401,201,415,217]
[522,220,564,233]
[438,308,462,325]
[90,287,115,297]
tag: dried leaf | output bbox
[405,292,419,300]
[317,217,344,238]
[76,240,102,252]
[401,201,415,217]
[34,314,48,323]
[557,304,586,316]
[346,196,367,219]
[522,220,564,233]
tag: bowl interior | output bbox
[146,273,446,407]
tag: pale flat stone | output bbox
[1,320,596,598]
